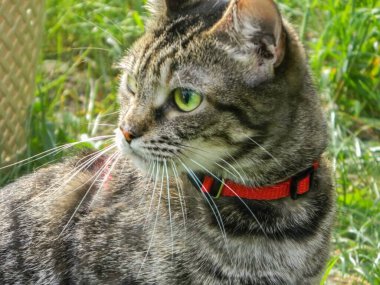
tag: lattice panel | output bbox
[0,0,45,166]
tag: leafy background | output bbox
[1,0,379,283]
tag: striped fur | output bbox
[0,0,335,284]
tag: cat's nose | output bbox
[119,126,137,144]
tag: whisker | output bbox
[0,135,115,171]
[180,160,234,261]
[33,157,69,172]
[170,160,187,230]
[114,158,130,185]
[143,160,160,229]
[138,159,155,207]
[87,151,122,209]
[224,152,249,183]
[58,151,121,238]
[98,111,120,119]
[243,135,283,170]
[8,147,119,245]
[189,158,268,238]
[87,123,117,127]
[164,159,174,258]
[214,161,239,180]
[2,145,116,214]
[138,159,164,277]
[177,159,229,243]
[178,143,246,183]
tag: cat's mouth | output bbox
[114,128,171,170]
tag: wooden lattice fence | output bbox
[0,0,45,166]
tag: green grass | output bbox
[1,0,380,283]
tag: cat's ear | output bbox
[210,0,286,68]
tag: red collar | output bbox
[188,162,319,201]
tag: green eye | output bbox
[173,88,203,112]
[126,75,137,95]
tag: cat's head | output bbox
[116,0,327,184]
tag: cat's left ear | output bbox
[209,0,286,68]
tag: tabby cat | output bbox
[0,0,335,284]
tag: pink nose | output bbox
[119,126,135,143]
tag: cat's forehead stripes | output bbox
[135,16,190,76]
[150,23,207,76]
[133,17,208,80]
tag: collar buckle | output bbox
[289,165,315,200]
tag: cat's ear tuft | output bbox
[145,0,166,16]
[210,0,286,68]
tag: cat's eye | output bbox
[173,88,203,112]
[126,75,137,95]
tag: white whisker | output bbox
[189,158,268,238]
[138,159,155,206]
[88,151,122,209]
[215,161,239,180]
[58,151,121,238]
[243,135,283,170]
[171,160,187,230]
[164,159,174,258]
[179,144,246,183]
[143,159,160,229]
[177,159,229,244]
[224,152,249,183]
[0,135,114,171]
[1,145,117,214]
[98,111,120,119]
[138,160,164,277]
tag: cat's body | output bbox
[0,156,333,284]
[0,0,335,284]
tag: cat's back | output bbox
[0,155,145,284]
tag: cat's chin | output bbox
[128,155,150,174]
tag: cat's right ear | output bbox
[209,0,286,73]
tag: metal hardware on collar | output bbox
[208,177,224,198]
[289,165,315,200]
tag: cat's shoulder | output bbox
[0,152,136,212]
